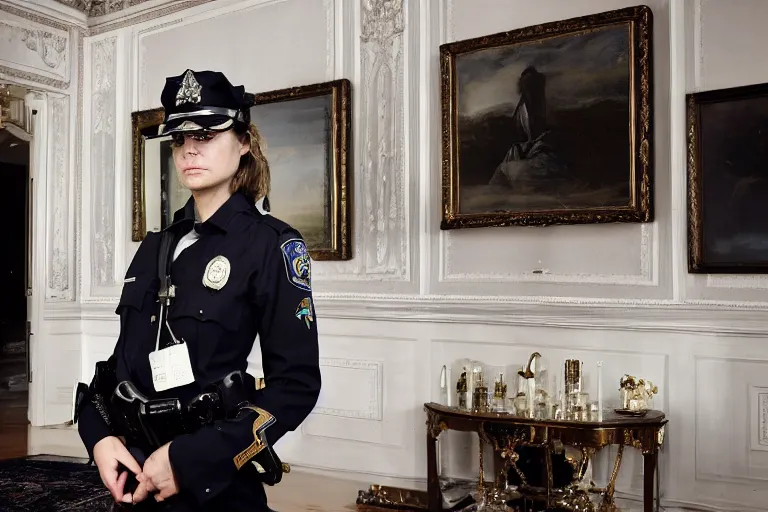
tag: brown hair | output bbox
[230,123,270,202]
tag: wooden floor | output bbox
[265,470,366,511]
[0,390,28,461]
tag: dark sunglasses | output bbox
[170,131,217,146]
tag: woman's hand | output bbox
[92,436,142,503]
[131,442,180,503]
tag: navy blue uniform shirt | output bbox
[78,191,321,507]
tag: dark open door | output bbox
[0,163,27,345]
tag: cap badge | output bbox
[176,70,202,106]
[203,255,231,290]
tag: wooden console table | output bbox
[424,402,667,512]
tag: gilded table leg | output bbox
[643,451,657,512]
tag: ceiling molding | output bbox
[51,0,153,18]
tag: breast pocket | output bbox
[167,293,243,332]
[116,275,157,314]
[116,274,160,368]
[167,293,244,375]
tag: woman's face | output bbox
[171,129,249,193]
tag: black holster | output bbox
[74,358,118,428]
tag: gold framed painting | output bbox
[130,78,352,261]
[439,5,654,229]
[130,107,165,241]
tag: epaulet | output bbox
[259,213,302,241]
[123,231,161,278]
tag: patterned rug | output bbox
[0,456,113,511]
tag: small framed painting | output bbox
[687,82,768,273]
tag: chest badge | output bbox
[203,255,231,291]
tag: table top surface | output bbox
[424,402,666,428]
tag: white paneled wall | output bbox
[5,0,768,510]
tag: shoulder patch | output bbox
[280,238,311,292]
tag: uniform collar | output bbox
[168,191,253,235]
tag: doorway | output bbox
[0,121,30,460]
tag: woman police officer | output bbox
[76,69,321,511]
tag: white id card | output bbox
[149,343,195,392]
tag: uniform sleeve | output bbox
[168,231,321,504]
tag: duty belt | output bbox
[75,366,288,485]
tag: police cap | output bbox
[155,69,253,138]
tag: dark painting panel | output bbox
[440,5,654,229]
[689,87,768,272]
[456,25,631,215]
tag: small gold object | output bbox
[619,374,658,411]
[493,373,507,400]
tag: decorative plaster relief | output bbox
[707,275,768,290]
[359,0,408,279]
[89,37,117,291]
[52,0,154,17]
[46,94,72,301]
[75,29,84,302]
[0,14,69,82]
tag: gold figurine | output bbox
[619,374,657,412]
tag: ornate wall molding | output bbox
[53,0,153,18]
[46,94,73,301]
[88,0,214,35]
[358,0,408,280]
[89,36,117,293]
[75,28,84,302]
[0,3,71,31]
[0,4,71,87]
[441,224,655,286]
[63,294,768,337]
[313,358,383,420]
[435,0,656,290]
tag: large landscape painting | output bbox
[250,79,351,260]
[440,6,654,229]
[251,96,332,249]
